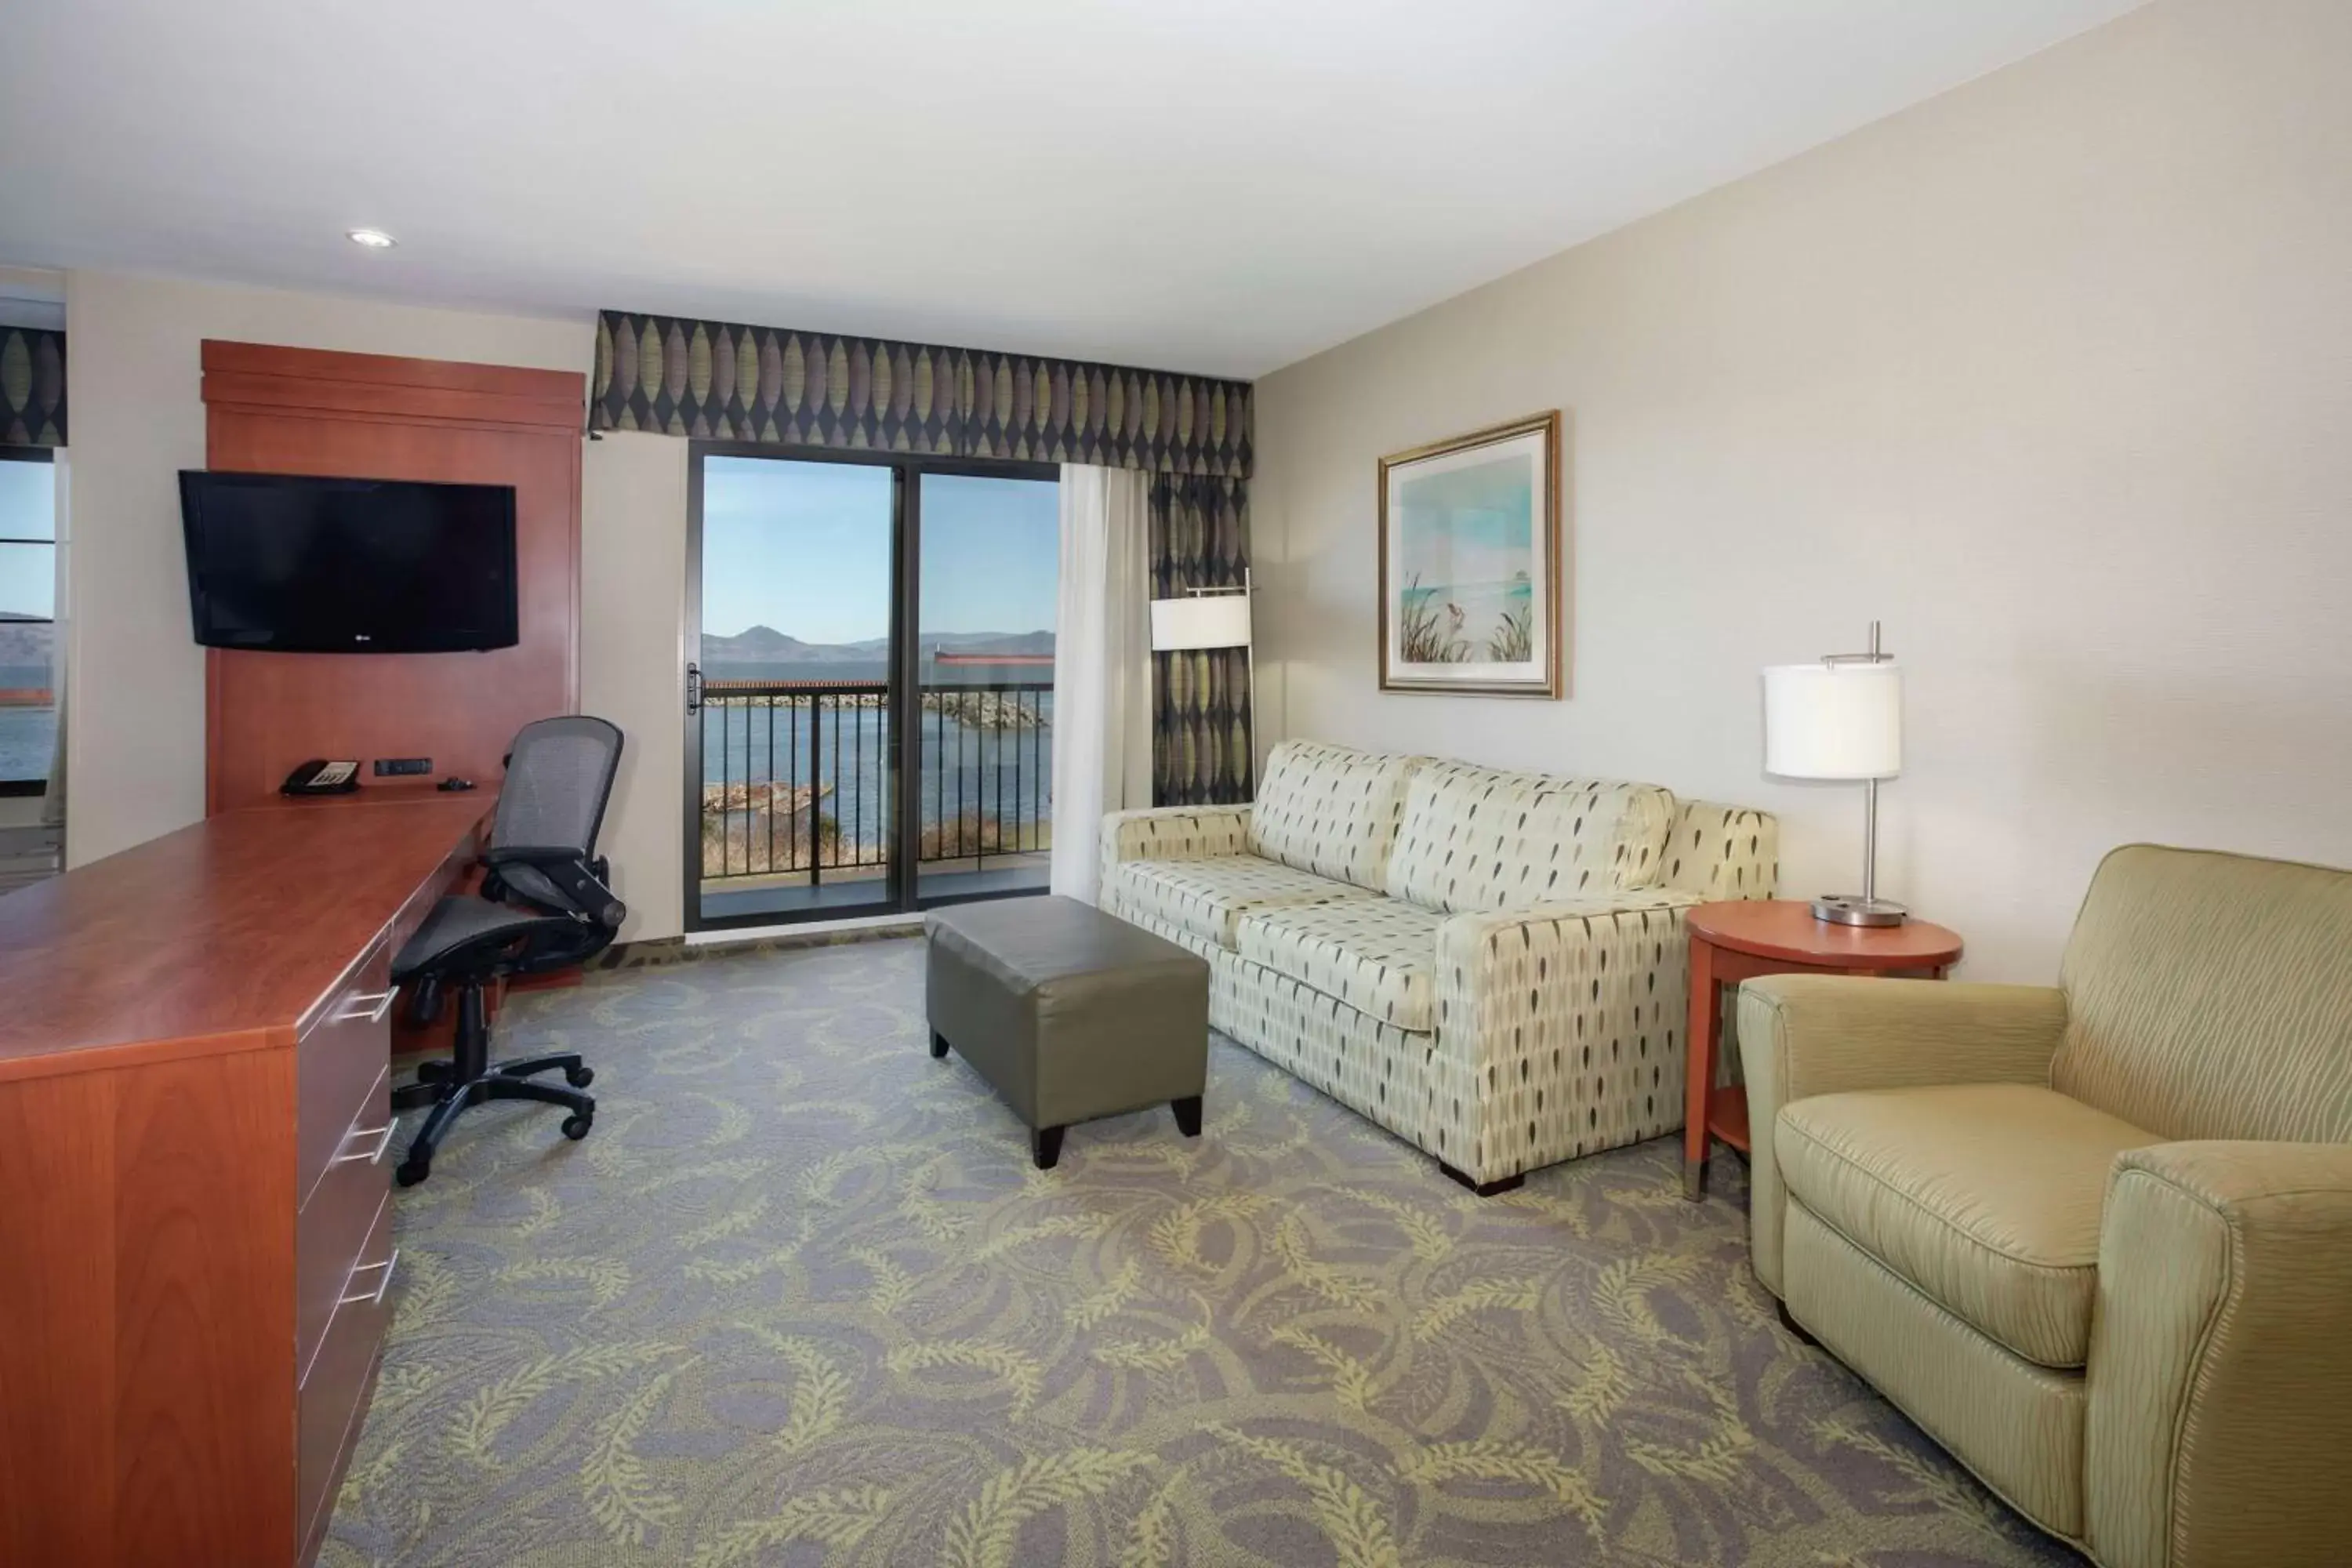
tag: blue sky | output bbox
[0,461,56,619]
[701,458,1057,644]
[1397,452,1534,590]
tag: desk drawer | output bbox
[296,1065,394,1382]
[298,932,396,1207]
[296,1189,394,1559]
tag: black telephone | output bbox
[281,759,361,796]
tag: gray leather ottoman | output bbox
[924,895,1209,1168]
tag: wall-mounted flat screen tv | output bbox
[180,471,520,652]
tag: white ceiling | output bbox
[0,0,2143,379]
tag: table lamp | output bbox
[1762,619,1905,927]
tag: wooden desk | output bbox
[0,793,489,1568]
[1680,900,1964,1201]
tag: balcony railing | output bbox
[699,679,1053,891]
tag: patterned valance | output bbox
[591,311,1250,479]
[0,327,65,447]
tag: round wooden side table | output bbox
[1682,900,1964,1200]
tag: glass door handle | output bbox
[685,663,703,714]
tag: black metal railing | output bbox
[699,680,1053,887]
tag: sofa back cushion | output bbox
[2052,844,2352,1144]
[1247,741,1427,891]
[1383,762,1676,913]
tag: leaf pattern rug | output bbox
[325,931,2081,1567]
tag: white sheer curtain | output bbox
[1049,465,1152,903]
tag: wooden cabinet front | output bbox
[296,931,397,1207]
[297,1190,396,1563]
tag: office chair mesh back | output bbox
[491,717,622,915]
[495,716,622,855]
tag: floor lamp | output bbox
[1149,573,1254,799]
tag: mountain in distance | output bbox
[702,625,1052,663]
[702,625,855,662]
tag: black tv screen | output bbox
[180,471,519,652]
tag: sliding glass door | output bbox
[913,473,1059,901]
[686,448,1058,931]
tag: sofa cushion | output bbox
[1105,855,1379,950]
[1384,763,1676,913]
[1247,741,1426,891]
[1236,897,1443,1033]
[1777,1083,2161,1368]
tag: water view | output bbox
[0,704,54,784]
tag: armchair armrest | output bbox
[2086,1142,2352,1568]
[1736,974,2067,1294]
[1431,891,1697,1185]
[1098,804,1252,869]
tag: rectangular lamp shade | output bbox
[1763,661,1902,780]
[1150,593,1251,652]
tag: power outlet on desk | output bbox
[374,757,434,777]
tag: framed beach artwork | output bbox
[1377,410,1563,697]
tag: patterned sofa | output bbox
[1099,741,1777,1190]
[1739,844,2352,1566]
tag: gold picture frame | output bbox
[1377,409,1563,697]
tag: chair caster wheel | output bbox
[394,1158,430,1187]
[561,1113,593,1141]
[416,1060,452,1083]
[565,1065,594,1088]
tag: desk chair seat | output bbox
[403,894,581,961]
[390,716,626,1186]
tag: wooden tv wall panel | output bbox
[199,340,585,813]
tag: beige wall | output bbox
[579,434,688,942]
[60,271,588,866]
[1253,0,2352,981]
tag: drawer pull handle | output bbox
[335,1121,398,1167]
[336,987,400,1025]
[341,1250,399,1309]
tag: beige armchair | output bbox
[1738,844,2352,1568]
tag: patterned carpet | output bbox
[325,932,2080,1568]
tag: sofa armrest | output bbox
[1098,804,1251,869]
[2085,1142,2352,1568]
[1736,974,2067,1294]
[1431,891,1697,1185]
[1659,800,1779,902]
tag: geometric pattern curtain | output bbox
[592,311,1250,480]
[1149,474,1253,805]
[0,328,66,447]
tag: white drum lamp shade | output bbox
[1762,662,1901,781]
[1762,630,1907,927]
[1149,593,1252,652]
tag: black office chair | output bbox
[389,715,626,1186]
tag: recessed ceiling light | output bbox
[346,228,397,249]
